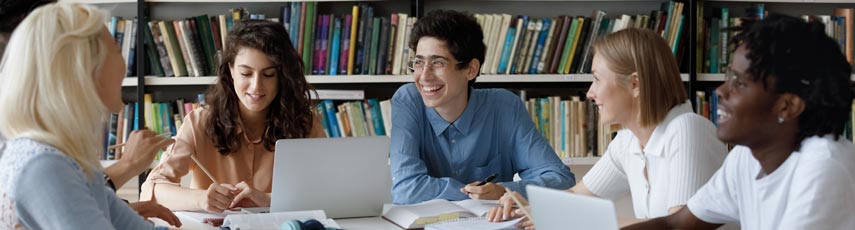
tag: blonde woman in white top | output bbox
[487,28,727,229]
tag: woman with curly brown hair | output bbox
[141,19,325,213]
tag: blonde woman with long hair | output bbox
[0,3,176,229]
[487,28,728,229]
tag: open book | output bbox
[382,199,501,229]
[175,210,339,229]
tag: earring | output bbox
[777,116,785,124]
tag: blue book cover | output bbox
[226,16,234,31]
[280,5,290,34]
[316,104,331,137]
[323,100,341,137]
[560,102,566,154]
[330,17,342,75]
[497,27,517,74]
[529,18,551,74]
[290,2,301,48]
[510,16,529,74]
[134,102,140,130]
[368,99,385,136]
[109,17,119,37]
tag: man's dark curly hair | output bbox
[731,13,854,143]
[205,20,315,155]
[408,9,485,89]
[0,0,54,34]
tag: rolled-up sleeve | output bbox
[502,96,575,198]
[140,112,197,201]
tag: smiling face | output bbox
[94,28,126,113]
[715,45,780,146]
[586,54,636,126]
[413,37,475,110]
[230,47,279,115]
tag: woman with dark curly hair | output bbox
[141,20,325,213]
[625,13,855,230]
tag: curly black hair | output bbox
[204,19,315,155]
[0,0,54,33]
[730,13,854,143]
[408,9,485,88]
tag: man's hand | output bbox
[461,181,506,200]
[128,201,182,227]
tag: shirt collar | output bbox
[643,100,694,157]
[427,88,479,137]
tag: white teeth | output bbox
[717,109,731,119]
[422,85,443,92]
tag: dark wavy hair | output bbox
[204,20,315,155]
[408,9,485,88]
[731,13,854,143]
[0,0,54,33]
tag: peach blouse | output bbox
[140,107,324,202]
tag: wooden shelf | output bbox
[131,74,691,86]
[100,160,160,169]
[561,156,600,166]
[698,73,855,82]
[706,0,855,3]
[146,0,382,2]
[59,0,137,3]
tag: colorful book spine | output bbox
[348,6,358,75]
[330,17,342,75]
[323,100,341,138]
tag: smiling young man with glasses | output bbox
[389,9,575,205]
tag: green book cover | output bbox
[195,15,217,74]
[368,17,381,75]
[163,21,188,77]
[302,2,316,75]
[558,18,579,74]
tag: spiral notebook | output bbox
[425,217,522,230]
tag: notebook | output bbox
[382,199,500,229]
[425,217,522,230]
[174,210,240,226]
[221,210,340,230]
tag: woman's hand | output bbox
[485,191,535,229]
[128,201,182,227]
[197,183,237,213]
[228,181,271,208]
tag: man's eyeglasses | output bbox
[407,58,464,74]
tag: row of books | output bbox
[700,4,855,73]
[695,91,719,127]
[107,17,138,77]
[315,99,392,138]
[282,2,415,76]
[525,96,590,158]
[103,94,204,160]
[475,0,687,75]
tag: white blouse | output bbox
[687,135,855,230]
[583,101,728,218]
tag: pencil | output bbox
[190,154,219,185]
[505,187,534,219]
[106,132,172,150]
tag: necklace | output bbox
[245,125,270,144]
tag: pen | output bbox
[107,132,172,150]
[504,187,533,218]
[477,173,498,186]
[190,154,220,185]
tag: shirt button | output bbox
[451,139,456,144]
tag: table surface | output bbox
[153,214,403,230]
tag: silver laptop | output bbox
[270,136,392,218]
[527,185,619,230]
